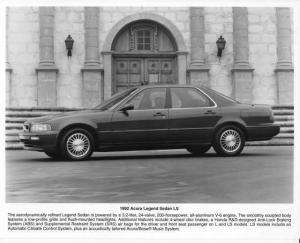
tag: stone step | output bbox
[5,117,29,123]
[6,129,22,136]
[5,107,81,118]
[5,142,24,150]
[6,107,81,111]
[274,133,294,138]
[274,115,294,121]
[274,121,294,127]
[273,110,294,116]
[6,136,19,142]
[271,105,294,110]
[6,123,23,130]
[279,127,294,133]
[6,111,60,118]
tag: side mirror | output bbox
[119,104,134,113]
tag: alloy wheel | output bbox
[66,132,91,159]
[219,129,241,153]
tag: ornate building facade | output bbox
[5,7,294,108]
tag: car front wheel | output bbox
[60,128,94,161]
[213,126,245,156]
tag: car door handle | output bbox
[153,112,166,117]
[204,110,216,115]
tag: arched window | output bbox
[135,28,153,50]
[112,21,176,52]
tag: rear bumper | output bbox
[246,124,280,141]
[19,131,58,152]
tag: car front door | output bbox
[168,87,220,143]
[110,87,169,145]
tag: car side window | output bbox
[171,88,212,108]
[126,88,167,110]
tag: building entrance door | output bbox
[111,20,179,93]
[113,57,177,93]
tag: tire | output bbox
[212,125,245,156]
[186,145,211,155]
[44,151,60,160]
[60,128,94,161]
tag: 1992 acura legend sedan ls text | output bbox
[19,85,280,160]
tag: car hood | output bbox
[25,110,100,124]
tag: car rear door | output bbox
[110,87,169,145]
[168,87,220,143]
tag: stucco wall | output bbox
[204,7,233,97]
[7,7,39,107]
[54,7,85,108]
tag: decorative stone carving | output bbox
[154,24,158,51]
[129,24,134,51]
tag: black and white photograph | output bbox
[4,4,294,205]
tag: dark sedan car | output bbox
[19,85,280,160]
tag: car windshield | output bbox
[94,88,137,111]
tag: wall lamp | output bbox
[216,35,226,58]
[65,34,74,57]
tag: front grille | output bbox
[23,124,30,132]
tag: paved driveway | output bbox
[6,146,293,203]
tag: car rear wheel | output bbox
[60,128,94,161]
[213,125,245,156]
[186,145,211,155]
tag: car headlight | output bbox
[30,124,51,132]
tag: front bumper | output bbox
[247,124,280,141]
[19,131,58,152]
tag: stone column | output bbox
[275,8,294,105]
[232,7,254,103]
[6,7,12,107]
[177,52,188,84]
[81,7,103,107]
[102,52,112,100]
[36,7,58,107]
[188,7,209,86]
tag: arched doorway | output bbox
[111,20,178,93]
[102,13,188,98]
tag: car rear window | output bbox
[171,87,213,108]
